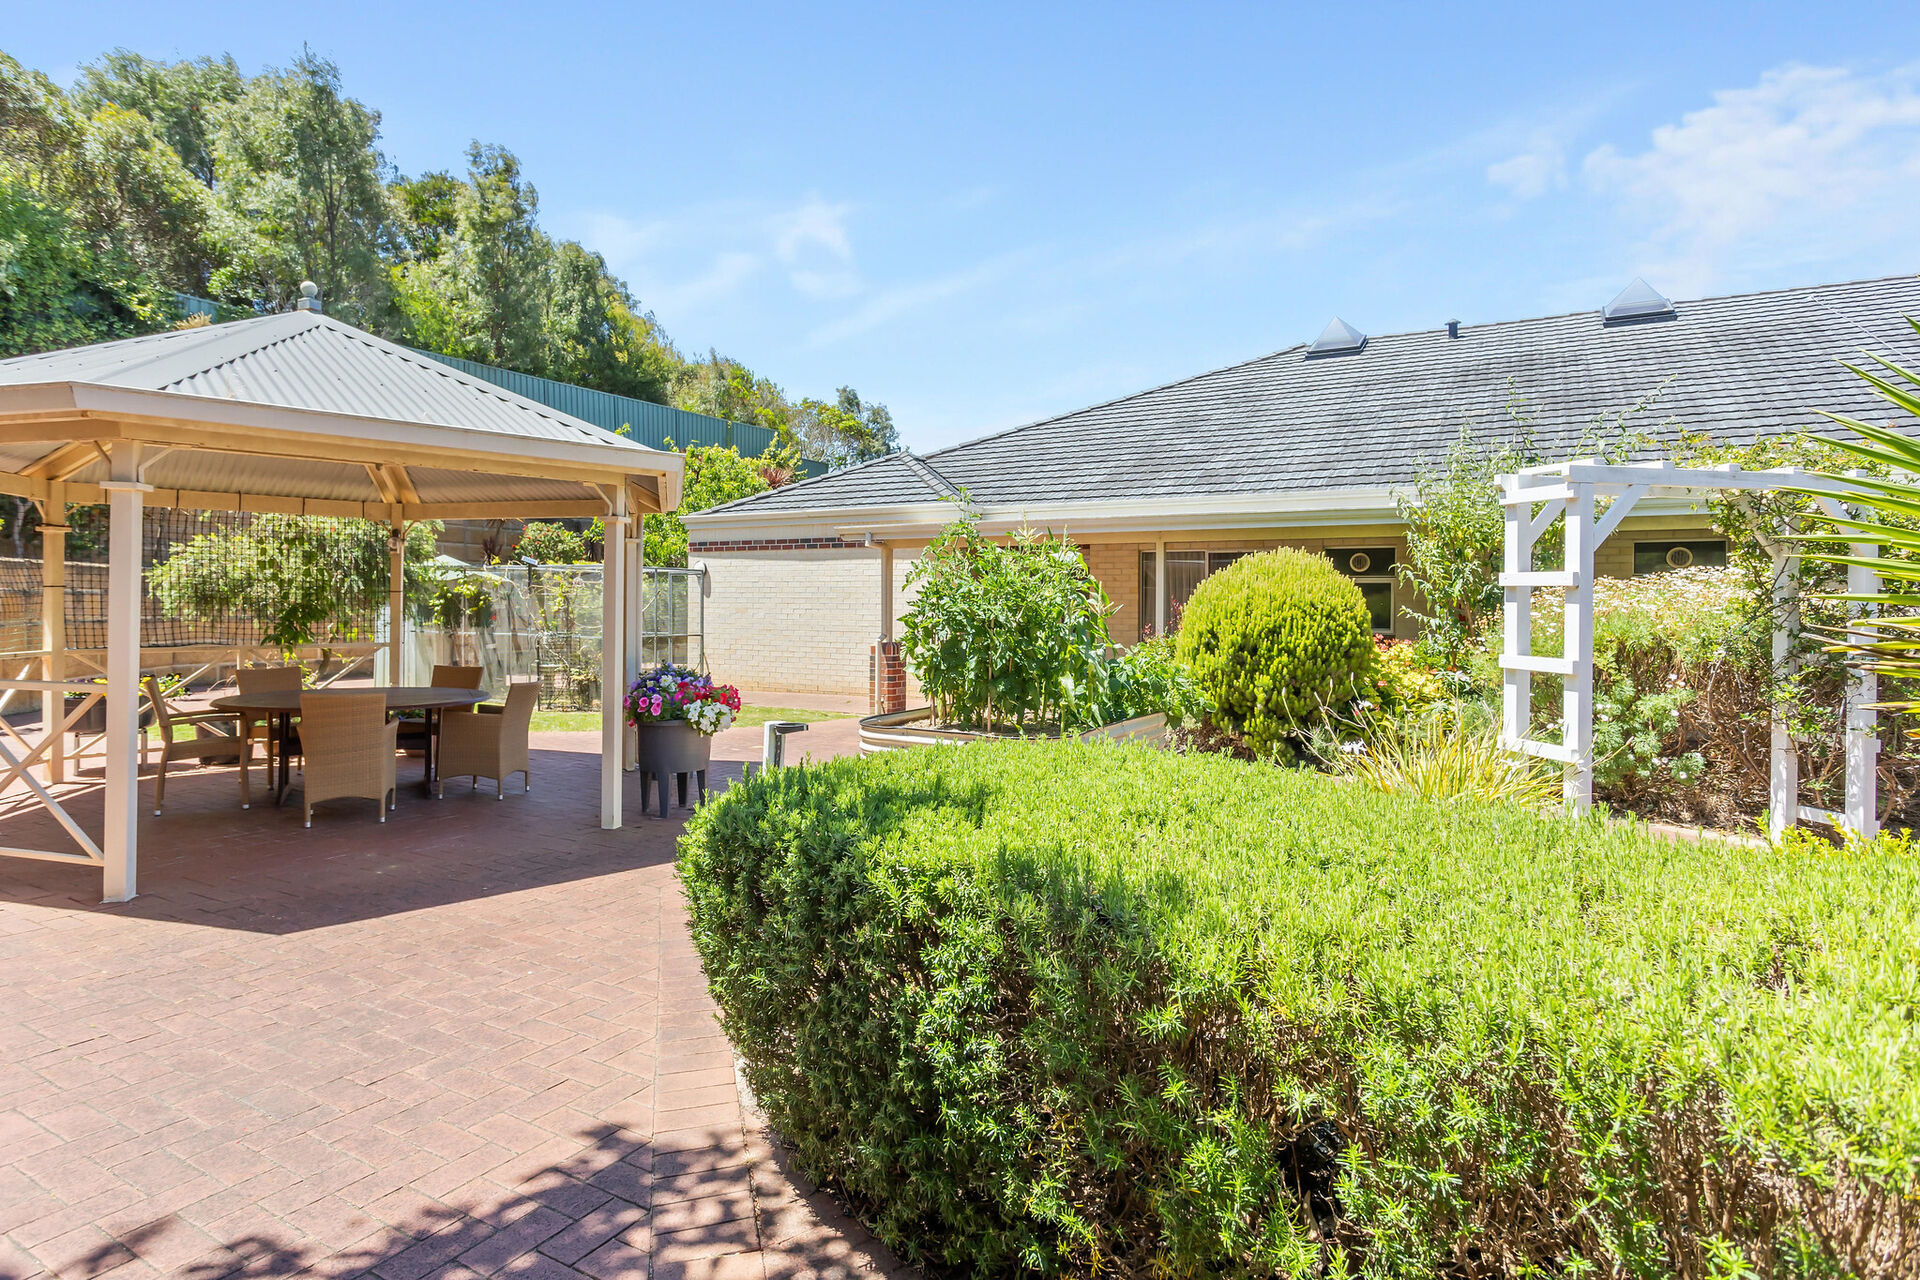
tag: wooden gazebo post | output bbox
[39,483,66,784]
[600,489,628,829]
[101,444,149,902]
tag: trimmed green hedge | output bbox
[1176,548,1377,753]
[678,743,1920,1278]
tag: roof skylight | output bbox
[1602,277,1675,324]
[1306,317,1368,358]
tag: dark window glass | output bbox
[1329,548,1397,633]
[1327,547,1397,577]
[1358,581,1394,633]
[1632,540,1727,575]
[1207,551,1248,574]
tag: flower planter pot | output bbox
[632,720,712,818]
[856,707,1168,756]
[64,692,154,735]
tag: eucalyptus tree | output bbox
[210,49,393,322]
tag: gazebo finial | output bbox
[295,281,322,313]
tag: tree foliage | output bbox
[74,50,243,187]
[0,44,897,466]
[147,515,441,649]
[210,49,393,323]
[0,175,170,356]
[513,520,592,565]
[792,386,899,468]
[643,443,784,567]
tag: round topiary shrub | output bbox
[1175,547,1377,751]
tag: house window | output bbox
[1328,547,1397,634]
[1633,540,1727,575]
[1136,549,1248,640]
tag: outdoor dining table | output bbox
[209,686,491,804]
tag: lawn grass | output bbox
[529,705,849,734]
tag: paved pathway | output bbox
[0,736,907,1280]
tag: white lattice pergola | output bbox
[1500,460,1881,837]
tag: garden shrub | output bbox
[512,520,592,564]
[899,518,1114,731]
[680,742,1920,1278]
[1337,699,1561,805]
[1175,547,1376,752]
[1372,637,1447,712]
[1469,563,1915,826]
[1077,634,1209,729]
[901,518,1196,732]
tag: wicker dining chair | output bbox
[145,677,250,816]
[437,681,537,799]
[400,664,483,753]
[297,692,397,827]
[236,665,303,775]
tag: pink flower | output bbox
[650,696,663,715]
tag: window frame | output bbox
[1327,546,1399,636]
[1137,545,1402,640]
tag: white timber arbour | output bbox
[1500,460,1881,836]
[0,308,683,902]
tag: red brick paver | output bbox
[0,737,908,1280]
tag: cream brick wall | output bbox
[696,547,925,697]
[695,513,1726,697]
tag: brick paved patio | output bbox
[0,735,908,1280]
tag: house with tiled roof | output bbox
[685,274,1920,702]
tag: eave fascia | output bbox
[686,486,1722,544]
[0,381,686,507]
[690,489,1411,541]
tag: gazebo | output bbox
[0,302,683,901]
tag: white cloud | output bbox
[772,196,853,263]
[771,196,864,298]
[1487,134,1568,199]
[571,194,869,314]
[654,251,761,315]
[1581,63,1920,293]
[806,255,1022,348]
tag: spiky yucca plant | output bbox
[1795,318,1920,712]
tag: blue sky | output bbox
[13,3,1920,451]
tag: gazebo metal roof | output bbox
[0,310,684,518]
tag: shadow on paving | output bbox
[58,1123,659,1280]
[0,748,744,936]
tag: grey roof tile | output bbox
[711,274,1920,517]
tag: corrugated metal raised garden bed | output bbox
[858,707,1167,755]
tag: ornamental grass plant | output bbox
[1338,699,1561,806]
[680,741,1920,1278]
